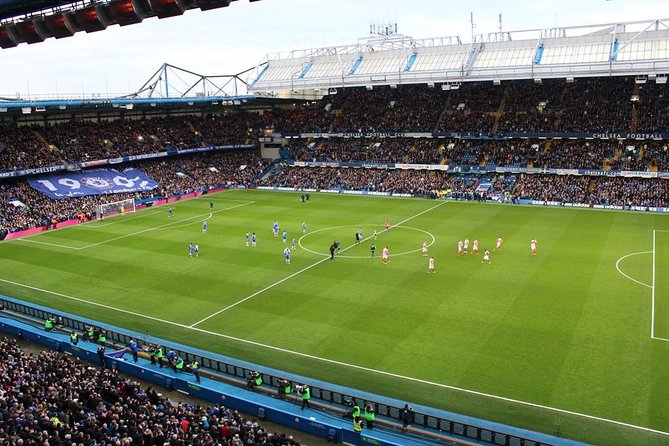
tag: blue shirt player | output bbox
[202,221,208,233]
[282,230,288,244]
[252,232,257,247]
[245,232,250,247]
[194,243,199,257]
[301,221,307,234]
[273,221,279,237]
[188,243,194,257]
[284,247,291,264]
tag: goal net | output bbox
[98,198,136,219]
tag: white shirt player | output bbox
[382,246,390,263]
[428,257,435,273]
[457,240,463,255]
[530,239,537,255]
[422,242,428,256]
[496,237,503,250]
[472,239,479,253]
[464,239,470,252]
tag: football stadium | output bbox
[1,1,669,445]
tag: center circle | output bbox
[298,224,436,259]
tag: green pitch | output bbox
[1,190,668,445]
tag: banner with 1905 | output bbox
[27,168,159,199]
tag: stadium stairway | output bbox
[0,295,591,446]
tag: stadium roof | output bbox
[248,18,669,95]
[0,0,260,48]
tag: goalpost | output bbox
[98,198,136,220]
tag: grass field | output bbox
[1,189,668,445]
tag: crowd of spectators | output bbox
[0,150,264,235]
[588,177,669,207]
[263,166,669,208]
[0,337,303,446]
[288,138,444,164]
[1,76,668,174]
[1,76,669,236]
[0,115,254,173]
[512,174,591,203]
[284,137,669,171]
[264,167,451,196]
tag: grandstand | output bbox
[2,8,669,446]
[248,18,669,93]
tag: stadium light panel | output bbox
[148,0,185,18]
[74,6,109,33]
[656,76,667,84]
[635,77,647,84]
[14,20,45,44]
[108,0,144,26]
[196,0,232,11]
[0,24,20,47]
[42,14,76,39]
[493,79,501,85]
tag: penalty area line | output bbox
[188,200,448,327]
[0,275,668,437]
[78,201,254,250]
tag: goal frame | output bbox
[98,198,136,219]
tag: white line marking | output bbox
[189,201,448,327]
[653,336,669,342]
[168,212,213,230]
[79,202,253,250]
[0,278,186,328]
[17,238,84,250]
[0,275,668,437]
[84,210,163,228]
[615,251,653,289]
[298,224,436,259]
[652,230,657,339]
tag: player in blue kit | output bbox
[193,243,199,257]
[188,243,194,257]
[273,221,279,237]
[202,221,207,233]
[245,232,250,247]
[301,221,307,234]
[252,232,257,247]
[284,247,291,264]
[282,230,288,243]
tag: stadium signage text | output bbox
[590,132,664,140]
[285,132,669,140]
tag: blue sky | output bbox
[0,0,668,96]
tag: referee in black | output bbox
[330,243,337,260]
